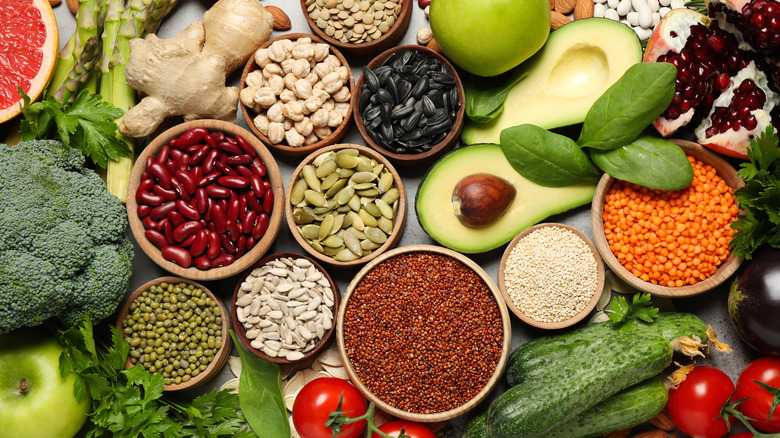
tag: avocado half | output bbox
[461,18,643,145]
[415,144,596,253]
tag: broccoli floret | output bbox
[0,140,134,334]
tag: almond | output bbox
[630,430,668,438]
[265,5,292,31]
[573,0,594,19]
[427,37,443,54]
[550,0,556,10]
[555,0,577,14]
[550,10,573,30]
[49,0,61,6]
[605,429,631,438]
[66,0,78,15]
[649,410,675,432]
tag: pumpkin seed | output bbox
[336,185,355,205]
[293,209,315,225]
[378,172,393,194]
[356,188,379,197]
[360,238,381,250]
[331,214,345,234]
[350,182,375,190]
[290,179,308,205]
[346,226,367,240]
[377,216,394,234]
[349,171,377,184]
[335,152,358,168]
[365,226,387,243]
[342,210,354,228]
[322,244,345,256]
[312,151,335,167]
[364,202,381,217]
[372,163,385,176]
[321,234,344,248]
[348,193,362,211]
[334,248,360,262]
[315,159,338,178]
[355,157,374,173]
[339,167,355,178]
[304,190,327,207]
[313,198,337,214]
[358,209,378,227]
[342,230,362,255]
[300,224,321,240]
[302,165,321,192]
[325,178,347,198]
[310,240,325,253]
[381,188,399,204]
[375,198,394,219]
[319,214,334,239]
[320,172,340,191]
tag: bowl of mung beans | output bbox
[337,244,512,422]
[299,0,413,58]
[286,143,407,268]
[231,252,341,365]
[591,139,744,298]
[116,277,231,391]
[498,223,606,330]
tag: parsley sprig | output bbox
[606,293,660,330]
[730,126,780,259]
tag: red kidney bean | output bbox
[204,133,219,148]
[207,232,221,259]
[235,235,247,259]
[198,171,220,187]
[214,162,236,176]
[246,191,263,213]
[146,155,156,169]
[238,194,248,216]
[194,188,209,215]
[225,221,240,242]
[142,216,157,230]
[186,144,204,154]
[246,235,256,251]
[189,145,209,165]
[227,196,240,223]
[157,144,170,165]
[168,138,179,148]
[162,246,192,268]
[168,211,185,229]
[137,204,151,218]
[206,184,231,198]
[138,177,155,193]
[263,180,271,190]
[236,165,254,179]
[155,218,168,233]
[150,201,177,221]
[211,253,235,268]
[192,165,203,182]
[195,255,212,270]
[177,127,209,149]
[170,178,191,202]
[202,149,219,174]
[218,141,243,155]
[209,204,227,234]
[173,220,202,243]
[164,159,178,176]
[235,135,256,157]
[136,190,164,206]
[175,153,190,171]
[163,221,175,244]
[169,148,183,161]
[175,170,197,194]
[226,154,253,166]
[242,210,257,232]
[218,175,249,190]
[175,199,200,221]
[209,132,225,144]
[263,188,274,213]
[189,229,209,257]
[179,234,196,248]
[153,184,178,201]
[217,198,228,212]
[250,158,267,177]
[220,234,237,254]
[249,175,264,195]
[223,135,237,145]
[148,162,172,189]
[252,213,269,240]
[141,171,150,181]
[145,229,167,249]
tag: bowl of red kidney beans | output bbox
[126,119,285,281]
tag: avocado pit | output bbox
[452,173,516,227]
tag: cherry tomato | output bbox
[292,378,367,438]
[370,420,436,438]
[667,366,736,438]
[736,357,780,432]
[729,433,754,438]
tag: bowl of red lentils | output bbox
[591,139,744,298]
[498,223,606,330]
[336,244,512,422]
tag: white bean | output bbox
[607,0,619,8]
[605,8,620,20]
[670,0,685,8]
[594,0,607,4]
[627,11,640,25]
[634,26,653,40]
[652,11,661,25]
[639,8,653,28]
[659,6,671,16]
[659,0,671,6]
[617,0,632,15]
[594,2,606,16]
[646,0,660,11]
[631,0,649,11]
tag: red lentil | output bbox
[602,155,738,287]
[343,252,503,414]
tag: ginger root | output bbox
[119,0,273,138]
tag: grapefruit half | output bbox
[0,0,59,124]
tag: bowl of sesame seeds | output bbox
[337,244,512,422]
[498,223,606,330]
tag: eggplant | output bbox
[728,247,780,356]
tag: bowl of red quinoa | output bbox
[337,244,512,422]
[498,223,605,330]
[590,139,744,298]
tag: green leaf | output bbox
[464,69,528,123]
[631,293,659,323]
[607,293,659,327]
[229,330,290,438]
[500,124,602,187]
[755,381,780,420]
[589,135,694,190]
[607,295,630,325]
[577,63,677,151]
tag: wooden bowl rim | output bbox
[352,44,465,166]
[239,33,355,159]
[285,143,407,268]
[230,251,341,364]
[336,244,512,422]
[590,139,744,298]
[298,0,413,58]
[497,223,606,329]
[126,120,285,281]
[115,276,232,392]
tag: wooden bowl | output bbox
[230,252,340,365]
[126,120,285,281]
[239,33,354,159]
[285,143,407,268]
[591,139,744,298]
[115,276,231,392]
[498,223,605,329]
[353,45,465,166]
[337,245,512,422]
[299,0,413,58]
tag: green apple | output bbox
[430,0,551,77]
[0,328,90,438]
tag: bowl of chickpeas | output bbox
[239,33,355,158]
[591,139,744,298]
[116,277,231,391]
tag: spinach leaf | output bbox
[589,135,694,190]
[577,63,677,151]
[500,124,602,187]
[464,69,528,123]
[229,331,290,438]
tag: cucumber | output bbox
[485,330,673,438]
[506,312,707,386]
[463,377,668,438]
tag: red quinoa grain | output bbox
[343,251,503,414]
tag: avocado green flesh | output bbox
[461,18,643,145]
[415,144,595,253]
